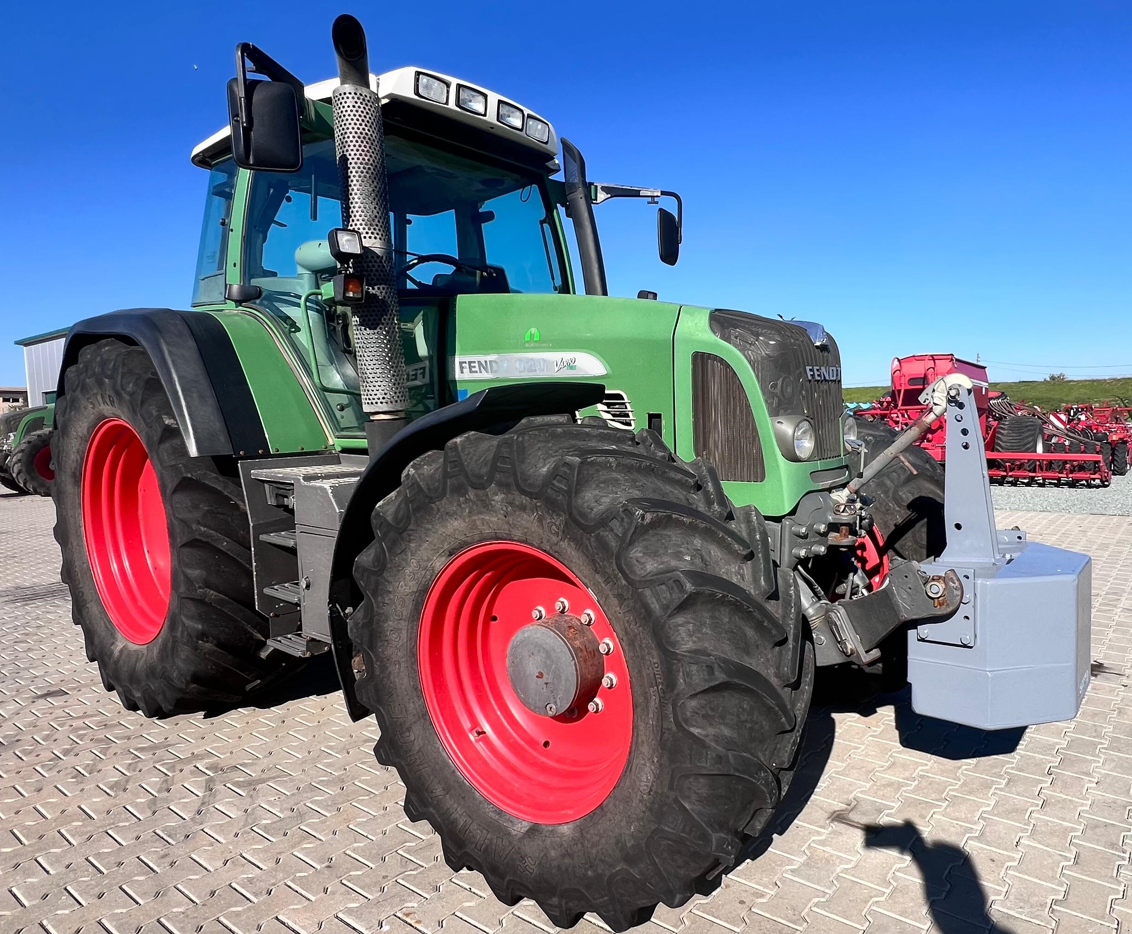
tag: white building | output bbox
[16,329,67,407]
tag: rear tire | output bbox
[1113,441,1129,476]
[993,415,1043,454]
[10,428,54,497]
[53,339,285,716]
[349,417,813,930]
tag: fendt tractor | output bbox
[52,16,1091,929]
[0,402,54,496]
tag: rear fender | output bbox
[328,381,605,720]
[59,310,266,457]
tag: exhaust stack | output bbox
[330,14,407,447]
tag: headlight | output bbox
[497,101,524,130]
[525,115,550,144]
[793,419,816,460]
[457,85,487,115]
[414,72,450,105]
[843,412,858,450]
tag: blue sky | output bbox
[2,1,1130,387]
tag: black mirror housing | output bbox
[227,78,303,172]
[657,207,680,266]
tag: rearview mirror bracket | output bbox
[591,183,684,265]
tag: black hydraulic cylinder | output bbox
[330,14,408,423]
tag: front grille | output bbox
[692,353,766,482]
[710,310,843,461]
[596,391,635,430]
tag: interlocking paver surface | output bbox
[1,493,1129,934]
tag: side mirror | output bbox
[657,207,680,266]
[227,78,303,172]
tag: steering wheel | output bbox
[398,253,495,289]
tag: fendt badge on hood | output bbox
[805,365,842,381]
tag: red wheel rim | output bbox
[418,542,632,824]
[81,418,171,644]
[34,444,54,482]
[855,526,889,591]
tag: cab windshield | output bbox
[243,135,566,299]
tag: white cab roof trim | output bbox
[190,68,558,166]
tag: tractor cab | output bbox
[191,70,573,432]
[190,68,678,435]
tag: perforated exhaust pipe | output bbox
[331,14,407,450]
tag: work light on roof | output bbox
[457,85,487,116]
[415,72,449,105]
[497,101,524,130]
[525,115,550,144]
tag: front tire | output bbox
[53,339,285,716]
[10,428,54,497]
[853,418,946,562]
[349,417,813,930]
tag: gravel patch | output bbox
[991,473,1132,515]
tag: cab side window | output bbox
[244,139,343,301]
[192,160,238,306]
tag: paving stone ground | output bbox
[1,492,1129,934]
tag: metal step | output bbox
[263,581,302,605]
[251,464,366,509]
[250,463,366,484]
[260,530,297,550]
[265,632,330,658]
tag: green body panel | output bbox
[14,404,54,445]
[207,310,333,453]
[446,294,846,519]
[673,308,847,518]
[450,293,681,449]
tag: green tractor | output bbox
[52,16,1091,929]
[0,399,54,496]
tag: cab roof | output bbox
[191,67,558,168]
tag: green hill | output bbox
[844,377,1132,410]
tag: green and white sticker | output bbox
[454,352,608,380]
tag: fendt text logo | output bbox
[805,365,841,382]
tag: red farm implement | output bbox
[1048,403,1130,476]
[856,354,1112,487]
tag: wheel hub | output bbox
[417,540,633,823]
[506,614,603,716]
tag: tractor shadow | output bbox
[202,653,342,718]
[857,821,1017,933]
[733,664,1023,930]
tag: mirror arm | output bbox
[591,184,683,243]
[233,42,307,134]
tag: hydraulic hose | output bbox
[846,373,974,496]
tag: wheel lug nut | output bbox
[555,597,569,613]
[587,698,604,714]
[532,607,545,621]
[581,609,595,626]
[545,703,557,716]
[602,673,617,689]
[599,639,614,655]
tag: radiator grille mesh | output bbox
[692,353,766,482]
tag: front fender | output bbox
[328,381,605,720]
